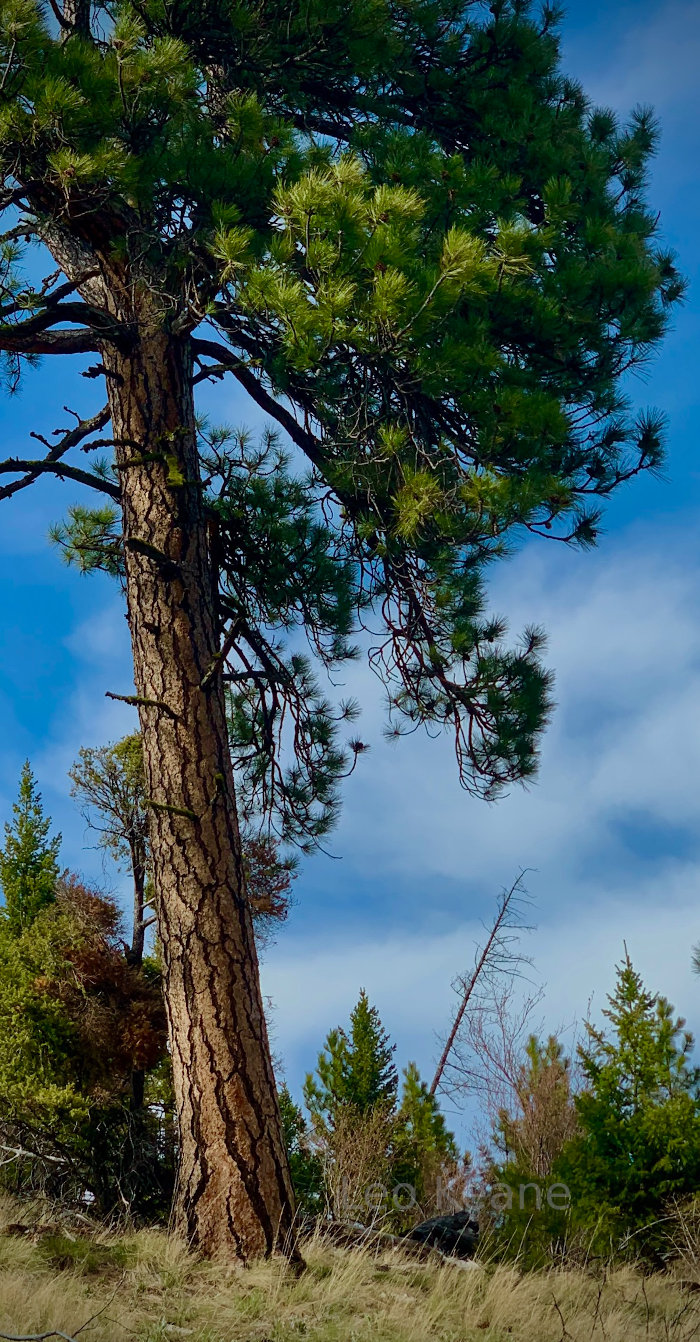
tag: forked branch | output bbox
[0,404,117,502]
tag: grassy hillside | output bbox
[0,1198,699,1342]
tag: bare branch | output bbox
[0,330,101,356]
[0,1143,67,1165]
[0,1329,80,1341]
[0,403,115,502]
[46,0,71,29]
[0,301,125,355]
[105,690,177,719]
[0,458,119,502]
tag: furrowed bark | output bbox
[101,328,298,1263]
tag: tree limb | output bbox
[192,338,324,470]
[0,301,125,355]
[0,457,119,501]
[0,330,102,356]
[0,403,114,502]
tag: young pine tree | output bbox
[305,995,460,1223]
[304,989,398,1127]
[558,956,700,1259]
[0,0,682,1259]
[0,763,61,934]
[392,1063,460,1219]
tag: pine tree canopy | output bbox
[0,0,682,837]
[0,762,61,934]
[304,988,398,1122]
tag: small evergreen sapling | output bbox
[558,955,700,1259]
[0,762,61,934]
[304,992,460,1224]
[304,989,398,1126]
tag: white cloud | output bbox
[321,531,700,902]
[38,599,136,791]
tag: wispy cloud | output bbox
[564,1,700,121]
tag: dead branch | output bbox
[0,1330,80,1341]
[0,1278,124,1342]
[0,458,119,502]
[0,403,114,501]
[0,1143,67,1166]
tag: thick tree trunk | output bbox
[102,330,298,1263]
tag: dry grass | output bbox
[1,1196,700,1342]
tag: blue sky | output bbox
[1,0,699,1136]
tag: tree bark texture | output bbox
[99,329,298,1262]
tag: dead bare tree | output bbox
[430,873,535,1096]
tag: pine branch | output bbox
[105,690,177,719]
[46,0,71,29]
[192,339,324,470]
[0,330,101,356]
[0,303,125,355]
[0,271,99,323]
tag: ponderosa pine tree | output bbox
[0,0,681,1260]
[0,763,61,934]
